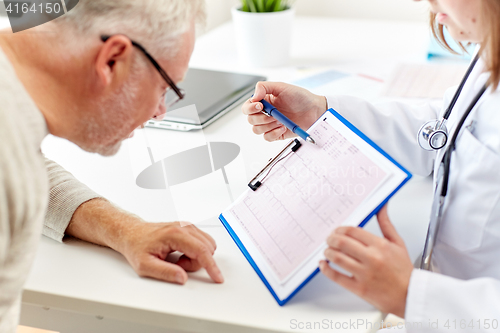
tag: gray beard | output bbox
[76,77,140,156]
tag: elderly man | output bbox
[0,0,224,331]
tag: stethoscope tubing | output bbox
[440,84,488,197]
[417,54,480,152]
[419,53,489,270]
[442,54,480,120]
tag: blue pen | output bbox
[260,99,316,144]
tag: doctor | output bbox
[243,0,500,331]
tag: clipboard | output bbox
[219,109,412,306]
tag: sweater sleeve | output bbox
[43,158,103,242]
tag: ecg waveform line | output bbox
[231,121,387,282]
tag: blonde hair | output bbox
[430,0,500,90]
[54,0,206,57]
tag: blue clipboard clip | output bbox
[248,139,302,191]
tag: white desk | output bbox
[20,17,434,333]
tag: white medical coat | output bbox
[326,53,500,332]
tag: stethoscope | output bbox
[417,53,489,270]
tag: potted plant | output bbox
[232,0,295,68]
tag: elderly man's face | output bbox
[79,24,195,156]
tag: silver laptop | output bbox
[145,68,266,131]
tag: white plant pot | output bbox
[231,6,295,68]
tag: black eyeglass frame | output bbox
[100,35,186,103]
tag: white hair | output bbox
[54,0,206,57]
[47,0,206,156]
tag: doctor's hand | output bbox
[242,81,327,141]
[319,206,413,318]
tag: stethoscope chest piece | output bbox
[416,54,488,271]
[418,119,449,151]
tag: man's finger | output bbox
[171,223,217,255]
[377,205,404,246]
[170,233,224,283]
[176,255,202,272]
[186,225,217,255]
[138,256,188,285]
[196,228,217,252]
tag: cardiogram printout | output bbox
[220,109,411,305]
[230,120,388,283]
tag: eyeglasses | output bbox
[100,35,186,111]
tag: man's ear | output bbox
[95,35,134,87]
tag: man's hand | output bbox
[319,206,413,317]
[117,221,223,284]
[242,81,327,142]
[66,198,224,284]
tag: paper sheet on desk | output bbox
[383,63,468,99]
[292,69,384,102]
[230,121,388,283]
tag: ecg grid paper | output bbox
[230,120,388,283]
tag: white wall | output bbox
[1,1,431,31]
[205,0,431,32]
[294,0,430,22]
[205,0,239,32]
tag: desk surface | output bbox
[23,17,434,333]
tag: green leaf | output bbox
[265,0,276,12]
[256,0,265,12]
[264,0,271,11]
[241,0,288,12]
[247,0,258,12]
[273,0,283,12]
[241,0,249,12]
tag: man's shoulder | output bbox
[0,48,48,148]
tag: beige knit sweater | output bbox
[0,47,102,332]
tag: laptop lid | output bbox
[145,68,266,131]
